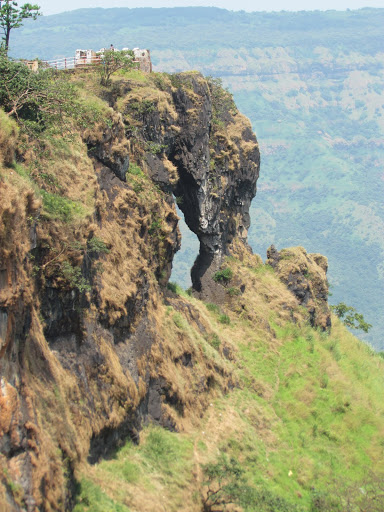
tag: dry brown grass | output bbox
[0,110,19,167]
[120,83,178,125]
[147,296,234,432]
[162,156,179,184]
[0,174,81,509]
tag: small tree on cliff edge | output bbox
[331,302,372,333]
[99,49,137,86]
[0,0,40,52]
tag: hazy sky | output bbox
[39,0,384,16]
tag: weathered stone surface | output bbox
[170,76,259,298]
[84,111,130,181]
[123,73,260,299]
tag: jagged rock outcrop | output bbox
[84,110,130,181]
[170,76,260,298]
[266,245,331,330]
[111,72,260,299]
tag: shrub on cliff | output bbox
[213,267,233,283]
[0,107,18,165]
[0,55,75,136]
[201,454,255,511]
[206,76,236,127]
[202,454,301,512]
[0,52,103,141]
[99,49,137,86]
[331,302,372,333]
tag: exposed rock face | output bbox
[170,77,260,298]
[84,110,130,181]
[116,73,260,299]
[266,245,331,330]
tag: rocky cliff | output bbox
[0,70,333,511]
[0,71,261,510]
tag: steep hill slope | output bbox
[72,267,384,512]
[1,62,384,512]
[11,7,384,348]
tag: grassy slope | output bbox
[72,259,384,512]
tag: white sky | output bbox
[38,0,384,16]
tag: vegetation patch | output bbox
[218,313,231,325]
[60,261,91,293]
[73,479,129,512]
[213,267,233,284]
[227,286,241,297]
[331,302,372,333]
[207,333,221,350]
[41,190,84,222]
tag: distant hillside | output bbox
[11,7,384,348]
[9,7,384,60]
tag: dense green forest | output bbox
[10,7,384,348]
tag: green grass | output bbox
[119,68,151,82]
[207,333,221,349]
[237,321,384,506]
[74,426,194,511]
[213,267,233,283]
[205,302,220,313]
[218,313,231,325]
[12,162,30,179]
[227,286,241,297]
[141,427,193,478]
[173,312,186,330]
[41,190,84,222]
[167,281,191,298]
[126,163,144,177]
[73,479,130,512]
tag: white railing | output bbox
[39,55,141,71]
[41,56,102,70]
